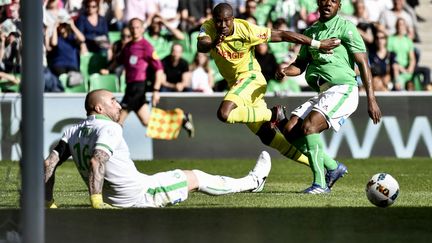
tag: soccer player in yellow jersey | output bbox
[197,3,340,166]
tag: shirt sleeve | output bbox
[94,124,122,157]
[247,22,271,46]
[144,40,163,71]
[341,22,366,53]
[198,20,213,39]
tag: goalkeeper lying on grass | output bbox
[44,89,271,209]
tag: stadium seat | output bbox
[80,52,108,81]
[59,73,88,93]
[108,31,121,43]
[144,32,172,60]
[88,73,119,92]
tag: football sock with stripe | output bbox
[302,134,326,188]
[269,132,309,166]
[226,106,272,123]
[192,170,255,195]
[249,122,310,166]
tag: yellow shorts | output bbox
[225,72,268,109]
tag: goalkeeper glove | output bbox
[45,199,58,209]
[90,194,116,209]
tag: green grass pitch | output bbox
[1,157,431,242]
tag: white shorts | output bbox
[133,169,189,208]
[292,84,359,132]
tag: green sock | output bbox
[295,136,338,171]
[323,153,338,171]
[304,134,326,188]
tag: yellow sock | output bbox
[269,132,310,166]
[226,106,272,123]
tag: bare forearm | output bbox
[154,69,164,90]
[359,63,374,97]
[271,30,311,45]
[88,150,109,195]
[44,151,60,183]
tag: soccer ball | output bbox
[365,173,400,207]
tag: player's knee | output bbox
[217,109,229,122]
[217,101,236,122]
[256,122,276,145]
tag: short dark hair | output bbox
[212,3,233,17]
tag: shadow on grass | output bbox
[1,207,432,243]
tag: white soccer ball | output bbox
[365,173,400,207]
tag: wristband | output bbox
[153,89,160,92]
[311,39,321,49]
[90,194,104,208]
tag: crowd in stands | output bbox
[0,0,430,93]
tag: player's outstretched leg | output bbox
[249,150,272,192]
[192,151,272,195]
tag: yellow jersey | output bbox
[198,18,271,86]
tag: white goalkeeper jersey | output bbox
[60,114,145,207]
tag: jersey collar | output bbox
[319,15,340,28]
[90,114,112,121]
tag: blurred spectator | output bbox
[44,0,70,38]
[212,0,246,17]
[178,0,211,33]
[189,52,214,93]
[298,0,318,29]
[253,0,273,27]
[99,0,125,31]
[160,43,191,92]
[76,0,110,54]
[43,23,64,92]
[364,0,393,23]
[255,43,278,82]
[345,0,374,46]
[387,17,415,91]
[267,18,297,64]
[46,17,85,77]
[406,0,424,22]
[101,26,131,80]
[63,0,83,20]
[339,0,355,17]
[154,0,181,30]
[237,0,256,20]
[123,0,157,29]
[379,0,416,41]
[144,14,185,60]
[4,0,20,30]
[0,30,21,74]
[270,0,299,30]
[368,31,392,91]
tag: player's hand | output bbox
[45,199,58,209]
[275,64,289,81]
[213,34,225,47]
[152,91,160,106]
[367,99,382,124]
[319,38,341,53]
[90,194,117,209]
